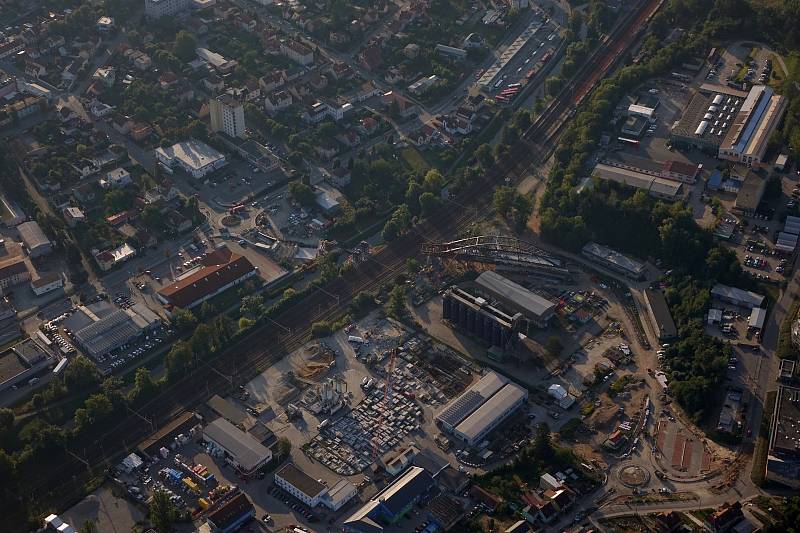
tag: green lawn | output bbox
[401,147,431,175]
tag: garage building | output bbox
[710,284,765,309]
[643,289,677,340]
[18,221,52,257]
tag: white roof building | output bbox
[155,139,226,178]
[203,418,272,475]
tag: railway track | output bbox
[6,0,663,524]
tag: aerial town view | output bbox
[1,0,800,532]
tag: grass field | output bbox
[401,147,432,175]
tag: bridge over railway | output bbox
[421,235,570,278]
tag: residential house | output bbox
[329,31,350,45]
[281,40,314,66]
[408,124,437,146]
[264,90,292,113]
[468,486,500,513]
[443,115,472,135]
[327,61,353,80]
[167,210,192,232]
[308,72,328,91]
[25,61,47,78]
[202,74,225,93]
[243,78,261,102]
[159,71,180,89]
[72,183,97,206]
[259,71,286,92]
[62,206,85,227]
[351,81,381,103]
[359,117,379,135]
[383,91,418,119]
[106,210,137,226]
[100,168,132,189]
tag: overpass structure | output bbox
[421,235,569,278]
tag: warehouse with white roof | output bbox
[435,370,528,447]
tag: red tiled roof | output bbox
[158,247,255,308]
[662,160,699,176]
[0,256,28,281]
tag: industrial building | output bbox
[643,289,677,340]
[474,271,556,328]
[203,418,272,475]
[343,466,435,533]
[766,385,800,489]
[718,85,787,166]
[157,246,256,310]
[17,221,52,257]
[210,94,246,139]
[435,370,528,446]
[155,139,226,179]
[602,153,701,184]
[72,304,161,359]
[547,383,575,409]
[592,162,683,201]
[670,85,747,153]
[0,338,53,393]
[205,492,255,533]
[274,463,357,510]
[274,463,327,507]
[710,284,765,309]
[581,242,646,280]
[452,381,528,446]
[442,286,520,349]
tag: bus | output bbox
[495,95,509,103]
[618,137,640,146]
[229,204,245,215]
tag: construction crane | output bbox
[372,347,398,460]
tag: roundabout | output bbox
[617,463,650,487]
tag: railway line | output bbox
[6,0,664,524]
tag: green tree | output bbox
[164,341,193,381]
[492,186,516,218]
[533,422,554,461]
[311,321,332,338]
[422,169,445,192]
[384,284,407,319]
[418,192,441,218]
[475,143,494,168]
[240,295,264,317]
[288,180,316,207]
[278,436,292,456]
[766,496,800,533]
[173,30,196,62]
[199,301,216,321]
[171,308,197,333]
[512,193,534,230]
[149,489,178,533]
[545,336,563,358]
[190,323,214,359]
[63,355,101,392]
[130,367,157,404]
